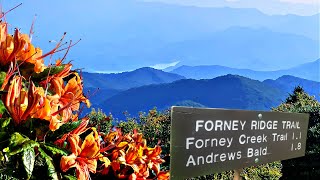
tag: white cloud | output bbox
[150,61,180,70]
[88,69,132,74]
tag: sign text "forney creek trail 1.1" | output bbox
[170,107,309,180]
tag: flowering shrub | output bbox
[0,10,169,180]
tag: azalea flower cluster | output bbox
[57,120,169,180]
[0,14,169,179]
[0,21,89,131]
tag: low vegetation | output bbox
[272,86,320,179]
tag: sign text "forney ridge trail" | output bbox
[170,107,309,179]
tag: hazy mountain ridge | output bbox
[160,27,319,70]
[97,74,286,118]
[170,59,320,81]
[263,76,320,100]
[82,67,185,91]
[82,67,319,119]
[82,67,186,111]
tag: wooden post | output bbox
[233,169,242,180]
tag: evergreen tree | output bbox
[272,86,320,179]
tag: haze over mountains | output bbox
[95,74,319,119]
[154,27,319,70]
[169,59,320,81]
[82,68,185,105]
[83,67,185,91]
[82,60,320,119]
[6,0,319,72]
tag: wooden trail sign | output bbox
[170,106,309,179]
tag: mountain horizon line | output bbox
[84,58,319,80]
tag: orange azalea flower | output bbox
[0,28,23,66]
[40,63,72,94]
[37,70,90,131]
[16,34,46,73]
[61,127,101,180]
[156,171,170,180]
[2,76,40,125]
[55,118,89,147]
[59,73,90,111]
[48,73,89,130]
[0,22,7,43]
[144,146,165,175]
[98,129,170,179]
[0,25,45,73]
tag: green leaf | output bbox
[8,140,39,156]
[48,120,82,139]
[63,175,77,180]
[22,148,35,180]
[0,100,6,115]
[31,65,65,80]
[41,143,69,156]
[0,71,6,88]
[0,117,11,129]
[7,132,29,150]
[38,147,59,180]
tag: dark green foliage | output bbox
[0,71,6,89]
[272,86,320,179]
[186,161,282,180]
[47,120,82,140]
[87,108,113,134]
[37,147,59,180]
[186,171,234,180]
[117,118,140,135]
[138,109,171,150]
[242,161,282,180]
[0,117,80,179]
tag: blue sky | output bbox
[1,0,319,72]
[3,0,319,16]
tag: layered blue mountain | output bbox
[82,67,185,106]
[160,27,318,70]
[83,67,185,90]
[98,75,285,119]
[263,76,320,100]
[11,1,319,72]
[83,68,320,118]
[170,59,320,82]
